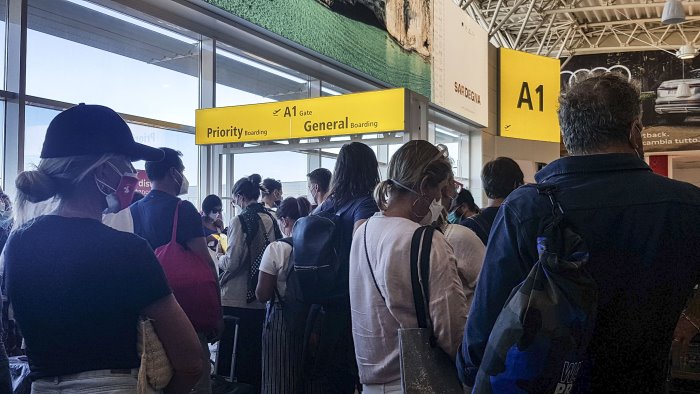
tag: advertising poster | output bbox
[561,51,700,153]
[432,0,489,127]
[205,0,432,97]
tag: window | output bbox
[27,0,199,126]
[216,45,309,107]
[24,105,59,171]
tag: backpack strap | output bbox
[170,200,182,244]
[261,210,283,240]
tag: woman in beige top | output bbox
[349,140,468,393]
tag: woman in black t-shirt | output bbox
[4,104,203,393]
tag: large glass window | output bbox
[216,45,309,107]
[27,0,199,126]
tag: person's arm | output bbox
[352,196,379,235]
[256,272,276,303]
[142,294,204,394]
[456,204,534,386]
[218,217,246,275]
[256,242,284,302]
[427,233,468,359]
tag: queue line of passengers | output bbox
[1,72,700,394]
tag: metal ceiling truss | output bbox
[457,0,700,61]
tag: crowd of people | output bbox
[0,72,698,394]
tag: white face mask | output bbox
[173,170,189,196]
[421,198,444,226]
[208,212,220,221]
[392,179,443,226]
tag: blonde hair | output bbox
[14,154,119,226]
[374,140,452,211]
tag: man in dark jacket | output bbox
[457,73,700,392]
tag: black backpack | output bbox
[283,201,359,305]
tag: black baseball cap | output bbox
[40,103,165,162]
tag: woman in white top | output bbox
[256,196,311,394]
[349,140,468,393]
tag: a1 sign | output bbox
[499,48,560,143]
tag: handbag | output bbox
[137,317,173,393]
[155,201,221,332]
[363,222,463,393]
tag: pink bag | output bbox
[155,201,220,332]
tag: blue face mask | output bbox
[447,211,459,224]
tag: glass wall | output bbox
[0,0,472,205]
[20,0,201,201]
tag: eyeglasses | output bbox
[212,208,223,213]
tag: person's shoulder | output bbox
[649,173,700,204]
[179,199,200,214]
[270,239,292,254]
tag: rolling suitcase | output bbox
[212,316,255,394]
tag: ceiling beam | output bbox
[543,2,693,14]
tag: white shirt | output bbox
[443,224,485,315]
[258,240,293,298]
[349,213,467,385]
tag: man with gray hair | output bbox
[457,73,700,392]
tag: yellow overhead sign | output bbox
[499,48,560,143]
[196,88,406,145]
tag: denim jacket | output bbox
[458,153,700,393]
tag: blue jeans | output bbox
[31,369,138,393]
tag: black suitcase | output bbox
[212,316,255,394]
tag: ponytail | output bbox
[373,179,394,211]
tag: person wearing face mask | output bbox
[202,194,225,252]
[130,147,221,394]
[261,178,283,213]
[448,188,480,224]
[255,196,312,394]
[4,104,204,393]
[217,173,282,391]
[307,167,332,211]
[349,140,468,393]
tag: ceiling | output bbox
[460,0,700,60]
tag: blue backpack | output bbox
[473,184,597,394]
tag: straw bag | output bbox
[137,317,173,393]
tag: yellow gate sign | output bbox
[196,88,406,145]
[499,48,560,143]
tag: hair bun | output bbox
[248,173,262,185]
[16,170,58,203]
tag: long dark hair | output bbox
[328,142,380,206]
